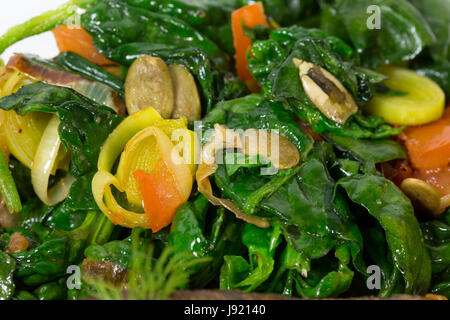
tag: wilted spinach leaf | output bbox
[294,102,404,139]
[242,0,320,27]
[414,60,450,97]
[0,251,16,300]
[408,0,450,62]
[293,244,355,298]
[337,174,431,295]
[321,0,435,68]
[325,133,407,165]
[124,0,238,28]
[220,223,282,292]
[55,52,125,98]
[85,238,133,269]
[260,144,364,270]
[81,0,229,71]
[169,195,244,287]
[32,278,67,300]
[421,211,450,298]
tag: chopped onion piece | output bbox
[7,54,126,115]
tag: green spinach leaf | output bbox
[124,0,238,28]
[0,251,16,300]
[220,223,282,292]
[409,0,450,62]
[421,213,450,298]
[325,133,407,165]
[337,174,431,295]
[81,0,229,70]
[169,195,244,287]
[242,0,320,27]
[321,0,435,68]
[55,52,125,98]
[414,60,450,97]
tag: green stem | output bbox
[0,0,99,54]
[0,151,22,213]
[90,213,115,245]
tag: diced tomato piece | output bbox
[402,108,450,171]
[231,3,269,90]
[52,26,114,66]
[134,160,184,233]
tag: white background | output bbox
[0,0,69,63]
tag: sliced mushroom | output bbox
[293,58,358,125]
[401,178,450,217]
[198,124,270,228]
[125,56,174,118]
[82,258,128,286]
[169,64,201,121]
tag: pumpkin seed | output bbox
[125,56,174,118]
[293,58,358,125]
[401,178,448,217]
[242,128,300,169]
[201,124,300,170]
[169,64,201,121]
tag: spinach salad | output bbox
[0,0,449,300]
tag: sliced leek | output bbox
[0,110,9,158]
[115,127,161,206]
[93,108,198,229]
[0,68,36,165]
[71,79,126,115]
[0,68,70,172]
[0,68,71,206]
[98,107,163,172]
[1,69,30,97]
[4,111,51,169]
[7,55,126,115]
[366,66,445,126]
[92,170,150,229]
[31,116,74,206]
